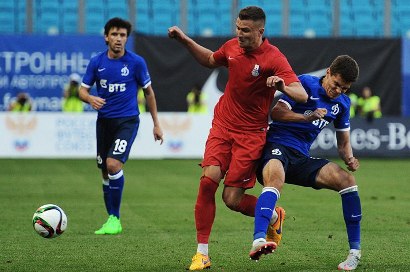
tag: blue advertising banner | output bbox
[0,35,133,111]
[403,38,410,117]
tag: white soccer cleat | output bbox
[249,238,277,261]
[338,249,361,271]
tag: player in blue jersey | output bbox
[250,55,362,270]
[79,17,164,235]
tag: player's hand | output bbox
[168,26,185,41]
[305,108,327,121]
[153,125,164,145]
[266,76,285,91]
[345,156,359,172]
[88,95,106,110]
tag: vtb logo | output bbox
[99,79,126,92]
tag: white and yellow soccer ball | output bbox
[32,204,67,238]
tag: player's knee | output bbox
[203,167,222,182]
[106,158,122,175]
[339,172,357,190]
[331,170,356,191]
[222,190,241,212]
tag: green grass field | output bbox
[1,158,409,271]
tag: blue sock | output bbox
[254,187,279,240]
[102,179,112,215]
[108,170,124,219]
[340,187,362,250]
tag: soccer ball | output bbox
[32,204,67,238]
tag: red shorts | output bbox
[201,124,266,189]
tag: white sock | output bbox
[197,243,208,256]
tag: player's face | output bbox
[323,70,351,99]
[105,27,128,55]
[235,18,264,51]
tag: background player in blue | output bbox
[250,55,362,271]
[79,17,164,235]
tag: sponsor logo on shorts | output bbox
[271,149,282,156]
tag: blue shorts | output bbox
[96,116,140,171]
[256,142,329,189]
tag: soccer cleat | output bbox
[266,206,285,246]
[249,238,277,261]
[104,215,122,234]
[189,252,211,270]
[94,215,122,235]
[94,216,112,235]
[338,249,361,271]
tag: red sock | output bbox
[237,194,258,217]
[195,176,219,244]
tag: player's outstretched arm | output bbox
[267,77,307,103]
[168,26,218,68]
[336,131,359,171]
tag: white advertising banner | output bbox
[0,112,211,159]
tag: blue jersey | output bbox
[82,50,151,118]
[267,74,351,156]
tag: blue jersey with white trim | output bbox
[82,49,151,118]
[267,74,351,156]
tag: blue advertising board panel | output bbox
[403,38,410,117]
[0,34,134,111]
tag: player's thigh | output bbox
[286,157,329,189]
[224,130,266,188]
[256,142,288,188]
[96,118,113,170]
[262,159,286,190]
[201,125,232,178]
[109,116,140,163]
[315,162,356,191]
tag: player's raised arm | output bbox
[168,26,219,68]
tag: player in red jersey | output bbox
[169,6,308,270]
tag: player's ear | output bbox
[259,27,265,36]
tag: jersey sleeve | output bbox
[135,57,151,89]
[334,100,351,131]
[81,57,97,88]
[272,51,299,86]
[278,94,296,109]
[212,42,228,67]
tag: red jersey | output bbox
[212,38,299,131]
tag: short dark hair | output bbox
[104,17,132,36]
[238,6,266,25]
[329,55,359,83]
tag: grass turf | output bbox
[0,158,409,271]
